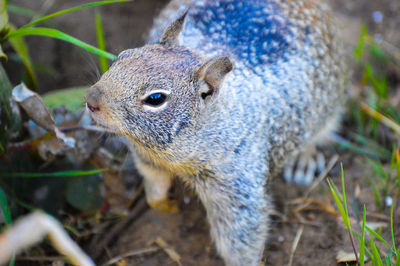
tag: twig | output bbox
[102,247,159,266]
[287,225,304,266]
[88,183,144,251]
[305,154,339,196]
[91,197,148,259]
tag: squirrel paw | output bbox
[147,198,179,213]
[283,151,326,185]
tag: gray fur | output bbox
[86,0,346,265]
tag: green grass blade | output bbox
[328,179,350,229]
[396,245,400,266]
[0,187,17,266]
[7,25,37,89]
[354,25,368,62]
[365,226,392,249]
[352,133,392,159]
[7,4,40,18]
[341,164,350,220]
[369,178,383,209]
[369,238,383,266]
[0,0,9,37]
[391,204,397,255]
[365,248,374,263]
[368,159,389,180]
[95,10,108,73]
[5,27,116,60]
[0,186,12,225]
[391,147,397,169]
[360,205,366,266]
[20,0,128,29]
[395,149,400,193]
[0,168,107,178]
[331,134,384,159]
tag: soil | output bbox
[6,0,400,265]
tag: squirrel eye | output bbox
[143,92,167,107]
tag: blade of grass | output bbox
[340,165,360,265]
[365,226,392,250]
[368,159,389,180]
[95,10,108,73]
[395,149,400,192]
[0,186,11,226]
[0,187,15,266]
[0,0,9,37]
[370,238,383,266]
[360,205,366,266]
[365,248,374,263]
[351,133,392,159]
[391,204,397,256]
[20,0,128,29]
[7,25,37,89]
[0,168,107,178]
[385,252,391,266]
[5,27,116,60]
[369,177,383,210]
[396,245,400,266]
[354,25,368,62]
[7,4,40,18]
[328,169,360,265]
[331,134,385,159]
[360,102,400,135]
[341,165,349,219]
[328,179,350,228]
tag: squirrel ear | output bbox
[196,56,233,103]
[159,10,188,47]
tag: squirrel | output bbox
[85,0,346,265]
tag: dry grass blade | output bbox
[154,237,182,266]
[103,247,159,265]
[289,198,338,216]
[287,225,304,266]
[360,102,400,135]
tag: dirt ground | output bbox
[6,0,400,265]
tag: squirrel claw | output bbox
[147,198,179,213]
[284,151,326,185]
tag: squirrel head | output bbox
[86,11,233,153]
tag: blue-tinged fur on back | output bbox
[189,0,293,65]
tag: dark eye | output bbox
[143,92,167,107]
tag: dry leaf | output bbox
[12,83,75,148]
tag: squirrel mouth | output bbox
[86,107,119,134]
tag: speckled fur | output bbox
[87,0,346,265]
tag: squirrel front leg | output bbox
[133,153,178,213]
[194,169,271,266]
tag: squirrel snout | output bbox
[85,86,101,112]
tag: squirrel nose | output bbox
[85,86,101,112]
